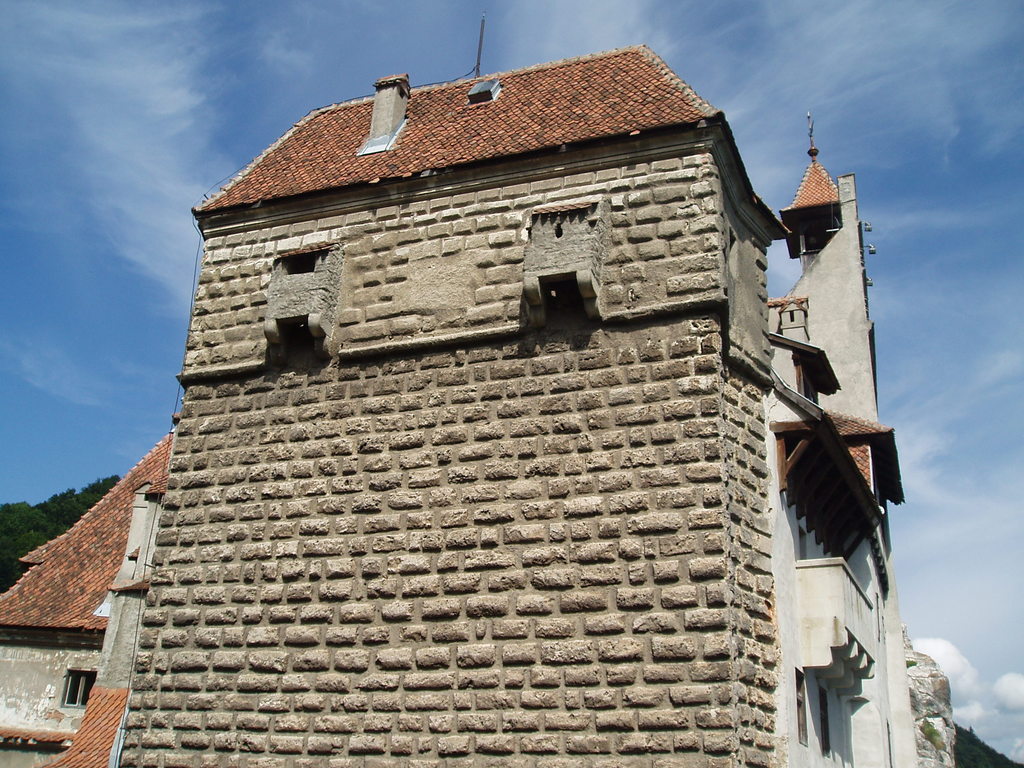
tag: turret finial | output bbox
[807,111,819,158]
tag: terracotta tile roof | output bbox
[784,157,839,210]
[825,411,904,505]
[199,46,719,213]
[532,200,601,215]
[828,411,894,436]
[0,435,172,632]
[47,687,128,768]
[767,296,808,310]
[847,443,873,486]
[0,727,75,746]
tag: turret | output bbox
[780,137,879,420]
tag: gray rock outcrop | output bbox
[905,627,956,768]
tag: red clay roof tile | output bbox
[199,46,718,213]
[0,727,75,746]
[847,443,873,486]
[785,158,839,210]
[767,296,808,310]
[0,436,171,632]
[47,687,129,768]
[828,411,894,436]
[826,411,904,504]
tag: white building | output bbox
[766,144,918,767]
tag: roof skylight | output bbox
[468,79,501,104]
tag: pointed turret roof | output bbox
[784,146,839,210]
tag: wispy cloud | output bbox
[0,338,108,407]
[0,3,229,308]
[497,0,678,70]
[694,0,1024,206]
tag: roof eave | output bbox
[196,118,732,225]
[709,115,786,241]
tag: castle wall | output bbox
[126,143,778,767]
[0,638,98,733]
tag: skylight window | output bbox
[468,79,501,104]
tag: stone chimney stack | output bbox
[361,73,409,154]
[778,301,809,341]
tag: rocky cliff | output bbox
[906,628,957,768]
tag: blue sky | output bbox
[1,0,1022,757]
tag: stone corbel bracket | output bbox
[264,245,343,364]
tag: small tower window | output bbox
[818,685,831,755]
[281,251,321,274]
[62,670,97,707]
[795,669,808,745]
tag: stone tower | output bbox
[125,48,789,767]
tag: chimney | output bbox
[359,73,409,155]
[777,299,809,342]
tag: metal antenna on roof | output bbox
[807,111,819,158]
[474,13,486,78]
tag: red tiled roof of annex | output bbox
[827,411,904,504]
[767,296,808,310]
[828,411,894,437]
[785,158,839,210]
[48,687,129,768]
[199,46,718,212]
[0,435,171,632]
[846,443,873,487]
[0,727,75,746]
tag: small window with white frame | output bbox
[62,670,97,707]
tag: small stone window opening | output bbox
[541,276,587,319]
[818,685,831,756]
[282,251,320,274]
[265,246,342,364]
[62,670,96,707]
[522,202,604,327]
[277,318,317,361]
[795,669,808,745]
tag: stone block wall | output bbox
[184,153,736,376]
[126,148,777,767]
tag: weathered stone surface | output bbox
[130,129,778,766]
[906,631,956,768]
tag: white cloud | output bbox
[0,2,227,309]
[1013,739,1024,763]
[912,638,1024,756]
[688,0,1024,208]
[994,673,1024,711]
[914,638,985,701]
[954,700,988,724]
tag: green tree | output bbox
[956,724,1024,768]
[0,476,119,593]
